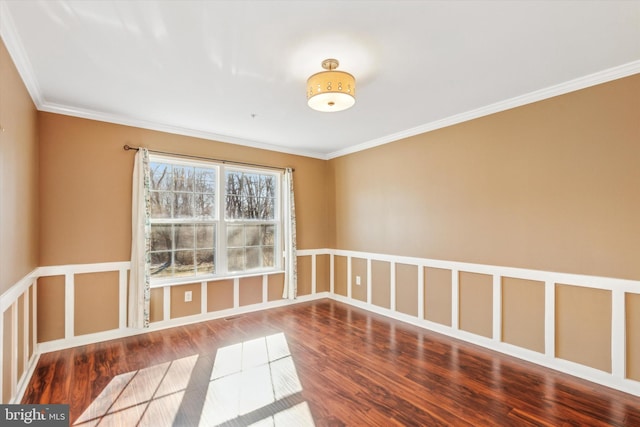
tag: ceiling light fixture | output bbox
[307,59,356,112]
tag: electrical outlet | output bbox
[355,276,361,285]
[184,290,192,302]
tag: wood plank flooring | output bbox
[22,299,640,426]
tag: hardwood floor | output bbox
[23,299,640,426]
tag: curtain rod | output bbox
[123,145,293,172]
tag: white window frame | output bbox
[149,154,283,287]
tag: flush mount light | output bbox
[307,58,356,112]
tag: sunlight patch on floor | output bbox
[248,402,315,427]
[199,332,309,426]
[72,332,312,426]
[73,354,198,426]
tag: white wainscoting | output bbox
[34,264,328,354]
[0,269,38,404]
[296,248,640,397]
[2,249,639,404]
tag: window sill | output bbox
[149,270,285,288]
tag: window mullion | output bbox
[171,223,176,278]
[218,165,227,275]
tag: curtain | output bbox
[282,168,298,299]
[129,148,151,328]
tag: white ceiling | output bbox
[1,1,639,159]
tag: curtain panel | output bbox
[129,148,151,328]
[282,168,298,299]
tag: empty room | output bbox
[1,1,639,426]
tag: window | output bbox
[225,170,278,272]
[148,156,281,285]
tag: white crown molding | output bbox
[38,101,329,160]
[45,58,639,162]
[327,60,640,160]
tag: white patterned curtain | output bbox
[129,148,151,328]
[282,168,297,299]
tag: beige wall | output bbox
[351,257,367,302]
[239,276,262,306]
[149,287,164,323]
[75,272,119,336]
[267,274,284,301]
[459,272,493,338]
[396,264,418,317]
[502,277,545,353]
[38,113,333,266]
[424,267,452,327]
[316,255,330,293]
[1,37,38,401]
[298,256,313,296]
[330,75,640,281]
[36,276,65,343]
[371,260,390,309]
[171,283,202,319]
[207,280,234,312]
[0,38,39,294]
[627,293,640,381]
[334,256,348,296]
[556,284,611,372]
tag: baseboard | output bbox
[12,352,40,404]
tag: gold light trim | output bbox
[307,59,356,112]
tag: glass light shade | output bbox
[307,70,356,112]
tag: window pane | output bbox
[151,252,172,278]
[195,194,215,218]
[246,197,259,219]
[151,225,172,251]
[268,176,276,197]
[257,197,275,220]
[196,250,215,275]
[225,171,278,221]
[174,250,195,277]
[260,175,275,197]
[195,168,216,193]
[225,195,242,219]
[175,224,194,250]
[262,246,275,267]
[262,225,275,245]
[150,191,172,218]
[245,247,260,269]
[150,163,172,191]
[243,174,259,197]
[228,248,244,271]
[225,171,242,196]
[174,193,194,218]
[227,225,244,247]
[196,224,215,249]
[173,166,194,192]
[245,225,260,246]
